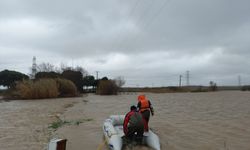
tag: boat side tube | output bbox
[144,130,161,150]
[103,115,125,150]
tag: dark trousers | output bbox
[141,110,150,122]
[141,110,150,131]
[126,125,144,143]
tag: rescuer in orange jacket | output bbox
[123,105,146,143]
[137,94,154,131]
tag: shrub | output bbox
[209,81,217,91]
[241,85,250,91]
[96,80,118,95]
[56,78,78,97]
[61,70,84,92]
[2,88,20,99]
[16,79,59,99]
[35,71,61,79]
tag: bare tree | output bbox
[60,63,88,76]
[114,76,126,88]
[60,63,73,72]
[75,66,88,77]
[37,62,56,72]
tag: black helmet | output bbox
[130,105,137,111]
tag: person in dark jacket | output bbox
[123,105,145,143]
[137,94,154,131]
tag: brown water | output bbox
[1,91,250,150]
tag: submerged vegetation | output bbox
[49,118,93,130]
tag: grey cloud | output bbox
[1,0,250,86]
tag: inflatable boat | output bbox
[103,115,160,150]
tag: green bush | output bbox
[56,78,78,97]
[0,69,29,88]
[16,79,59,99]
[35,71,61,79]
[96,80,118,95]
[61,70,84,92]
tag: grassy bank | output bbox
[121,85,243,93]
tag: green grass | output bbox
[49,119,70,129]
[73,118,93,126]
[49,118,93,130]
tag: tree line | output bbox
[0,63,125,94]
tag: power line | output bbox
[123,0,170,51]
[141,0,170,30]
[110,0,142,52]
[116,0,157,52]
[127,0,141,19]
[133,0,155,28]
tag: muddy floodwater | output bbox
[1,91,250,150]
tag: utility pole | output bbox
[186,70,190,86]
[238,75,241,87]
[179,75,182,87]
[96,71,99,80]
[31,56,37,79]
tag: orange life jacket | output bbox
[138,97,150,112]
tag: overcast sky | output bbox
[0,0,250,87]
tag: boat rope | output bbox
[97,137,107,150]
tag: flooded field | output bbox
[1,91,250,150]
